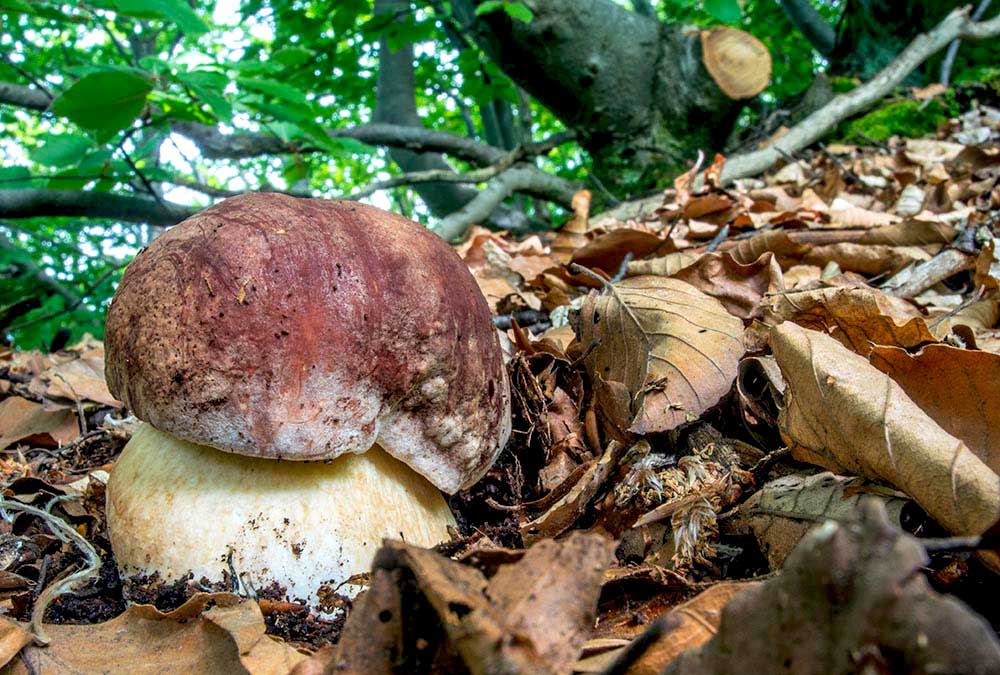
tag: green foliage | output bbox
[840,94,960,144]
[475,1,534,23]
[50,71,154,142]
[2,0,997,351]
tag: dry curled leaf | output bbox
[736,472,913,570]
[319,535,615,675]
[868,343,1000,469]
[765,285,935,356]
[770,322,1000,541]
[0,594,306,675]
[577,276,745,438]
[662,501,1000,675]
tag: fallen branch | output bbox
[346,131,576,201]
[881,247,977,298]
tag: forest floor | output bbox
[1,96,1000,673]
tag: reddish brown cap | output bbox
[105,193,510,492]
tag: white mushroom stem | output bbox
[107,423,456,613]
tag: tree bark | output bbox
[450,0,740,197]
[374,0,527,230]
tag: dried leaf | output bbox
[0,594,306,674]
[662,502,1000,675]
[570,229,675,277]
[575,582,758,675]
[578,277,745,437]
[869,344,1000,469]
[737,472,912,569]
[0,397,79,450]
[771,322,1000,539]
[326,536,615,675]
[671,252,783,319]
[626,251,701,278]
[765,286,935,356]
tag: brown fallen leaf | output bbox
[0,594,306,675]
[662,501,1000,675]
[575,581,759,675]
[671,252,783,319]
[313,535,615,675]
[803,242,931,275]
[577,276,745,438]
[869,344,1000,469]
[765,285,935,356]
[551,190,593,264]
[521,441,626,545]
[625,251,701,278]
[725,229,809,266]
[770,322,1000,539]
[0,397,79,450]
[570,229,675,277]
[736,472,913,570]
[28,356,121,408]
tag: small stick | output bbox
[599,614,680,675]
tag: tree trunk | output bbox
[452,0,744,197]
[374,0,527,229]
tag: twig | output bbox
[0,495,101,646]
[599,614,680,675]
[53,372,87,435]
[346,132,575,202]
[940,0,994,85]
[881,247,976,298]
[704,224,730,253]
[611,252,634,282]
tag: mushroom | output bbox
[104,193,510,611]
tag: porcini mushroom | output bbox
[104,193,510,611]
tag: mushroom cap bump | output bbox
[105,193,511,493]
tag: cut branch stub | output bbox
[576,276,745,440]
[700,28,772,100]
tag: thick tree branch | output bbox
[0,82,50,111]
[0,190,196,225]
[777,0,836,55]
[940,0,994,85]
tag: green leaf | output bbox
[272,46,317,68]
[51,71,153,140]
[503,2,533,22]
[29,134,93,167]
[237,77,308,104]
[704,0,741,24]
[94,0,208,36]
[176,70,232,120]
[475,1,505,15]
[0,166,34,189]
[474,0,533,22]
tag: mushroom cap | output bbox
[105,193,510,492]
[108,423,456,610]
[700,27,772,100]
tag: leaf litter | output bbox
[2,99,1000,672]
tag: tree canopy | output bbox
[1,0,998,349]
